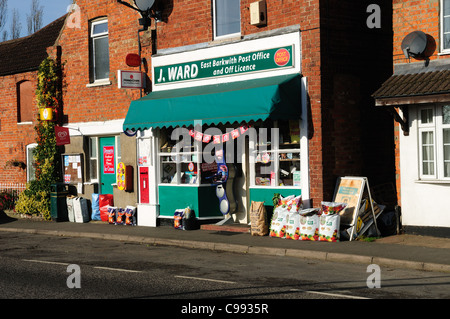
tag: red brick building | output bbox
[1,0,394,228]
[373,0,450,233]
[0,16,66,185]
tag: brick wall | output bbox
[393,0,441,65]
[54,0,144,124]
[0,0,395,204]
[0,71,38,183]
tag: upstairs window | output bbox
[441,0,450,52]
[213,0,241,40]
[17,80,33,123]
[90,19,110,82]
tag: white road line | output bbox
[175,275,237,284]
[22,259,70,266]
[290,289,370,299]
[94,266,143,273]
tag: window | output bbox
[89,137,99,181]
[159,128,201,185]
[213,0,241,39]
[26,144,37,181]
[250,120,301,187]
[88,136,121,182]
[90,19,110,82]
[17,80,33,123]
[441,0,450,52]
[418,105,450,179]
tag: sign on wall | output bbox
[154,45,294,85]
[118,70,145,89]
[103,146,115,174]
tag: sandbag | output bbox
[174,209,184,230]
[115,208,126,225]
[269,206,289,238]
[319,213,341,242]
[91,193,101,221]
[107,206,117,224]
[125,206,137,226]
[250,201,268,236]
[318,202,347,242]
[286,212,301,240]
[299,214,319,241]
[99,194,114,222]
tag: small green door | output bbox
[99,136,116,194]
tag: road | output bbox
[0,232,449,305]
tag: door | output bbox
[99,136,116,194]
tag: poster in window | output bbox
[103,146,115,174]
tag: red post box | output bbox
[139,167,149,204]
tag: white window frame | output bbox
[90,19,110,83]
[441,0,450,53]
[89,137,99,183]
[249,121,301,188]
[212,0,241,40]
[26,143,37,182]
[417,105,450,180]
[89,135,121,183]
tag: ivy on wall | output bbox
[16,57,63,220]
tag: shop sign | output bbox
[55,126,70,146]
[154,45,294,85]
[118,70,145,89]
[103,146,115,174]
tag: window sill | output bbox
[17,121,33,125]
[415,179,450,184]
[86,79,111,88]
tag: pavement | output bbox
[1,212,450,273]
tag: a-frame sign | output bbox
[333,176,380,241]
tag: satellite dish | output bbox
[401,31,436,60]
[134,0,155,12]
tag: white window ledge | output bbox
[86,79,111,88]
[415,179,450,184]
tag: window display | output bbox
[252,120,301,187]
[159,127,201,185]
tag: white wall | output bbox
[399,107,450,228]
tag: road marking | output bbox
[94,266,142,273]
[22,259,70,266]
[175,275,236,284]
[290,289,370,299]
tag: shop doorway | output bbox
[99,136,116,194]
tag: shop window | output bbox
[251,120,301,187]
[26,143,37,181]
[89,18,110,83]
[17,80,33,123]
[159,127,201,185]
[213,0,241,40]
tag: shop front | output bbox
[123,31,309,226]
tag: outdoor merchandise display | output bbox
[299,209,320,241]
[73,197,89,223]
[269,195,303,238]
[173,207,197,230]
[99,194,114,222]
[269,195,350,242]
[91,193,100,221]
[250,201,269,236]
[105,205,137,226]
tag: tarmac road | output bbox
[1,231,450,301]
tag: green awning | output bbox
[123,74,302,131]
